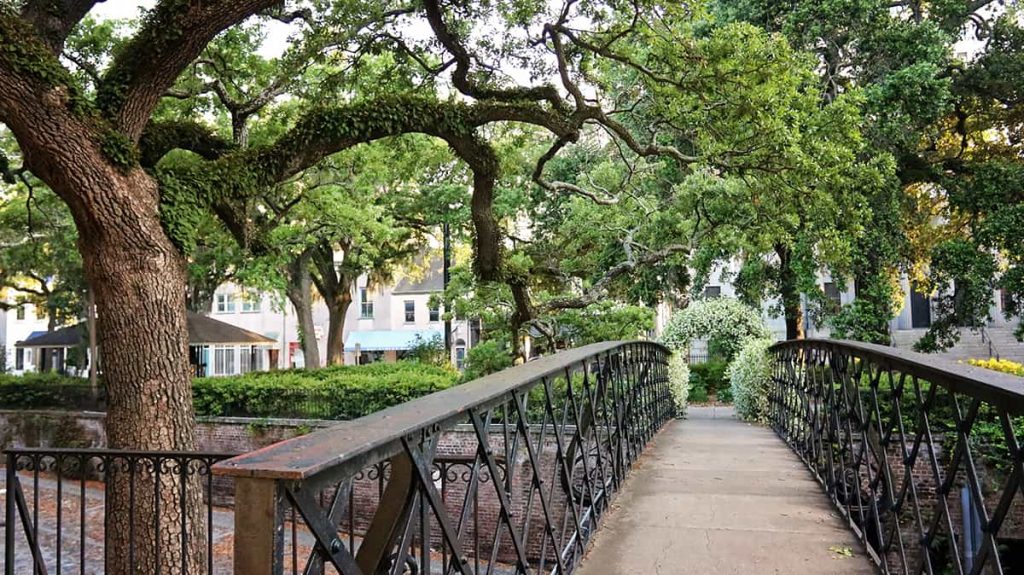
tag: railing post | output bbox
[4,452,14,575]
[233,477,287,575]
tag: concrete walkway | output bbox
[576,406,876,575]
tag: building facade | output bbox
[208,257,477,371]
[0,293,50,375]
[693,261,1023,362]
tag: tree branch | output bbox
[20,0,102,54]
[96,0,281,140]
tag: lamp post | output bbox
[443,221,452,358]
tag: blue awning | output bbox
[344,330,442,352]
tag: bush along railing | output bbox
[3,448,235,575]
[0,362,460,420]
[214,341,672,575]
[769,339,1024,574]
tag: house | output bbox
[690,261,1023,362]
[208,256,480,369]
[0,294,51,375]
[344,258,478,366]
[14,312,276,377]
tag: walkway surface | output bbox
[576,406,877,575]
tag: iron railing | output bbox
[3,448,235,575]
[214,340,672,575]
[769,339,1024,574]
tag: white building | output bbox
[0,293,50,375]
[208,257,478,373]
[691,261,1023,362]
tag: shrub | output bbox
[667,353,690,416]
[192,361,461,420]
[689,381,709,403]
[689,360,729,395]
[662,298,772,361]
[461,340,513,382]
[728,338,774,422]
[967,357,1024,377]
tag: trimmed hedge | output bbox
[193,363,461,419]
[0,363,461,420]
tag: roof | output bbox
[392,258,444,295]
[16,312,275,348]
[186,313,276,345]
[15,326,83,348]
[344,329,442,352]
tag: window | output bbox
[360,288,374,319]
[241,293,261,313]
[240,347,265,373]
[15,306,25,320]
[15,348,24,370]
[215,294,236,313]
[404,300,415,323]
[823,282,842,307]
[214,346,236,375]
[429,303,441,322]
[704,286,722,299]
[456,346,466,370]
[1002,288,1015,315]
[36,306,46,320]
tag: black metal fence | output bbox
[215,341,672,575]
[3,448,234,575]
[769,339,1024,574]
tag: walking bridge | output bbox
[5,339,1024,574]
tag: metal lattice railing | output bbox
[769,339,1024,574]
[214,341,672,575]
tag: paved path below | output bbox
[576,406,876,575]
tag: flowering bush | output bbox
[667,352,691,416]
[967,357,1024,377]
[661,298,772,361]
[728,338,775,422]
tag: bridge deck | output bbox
[577,406,876,574]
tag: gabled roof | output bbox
[185,313,276,345]
[16,312,275,348]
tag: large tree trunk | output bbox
[325,290,353,365]
[286,251,321,369]
[775,243,804,341]
[1,99,205,570]
[79,172,206,575]
[310,243,353,365]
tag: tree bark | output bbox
[285,251,321,369]
[775,243,805,341]
[0,78,204,573]
[310,243,353,365]
[324,291,353,365]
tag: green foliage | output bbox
[688,381,710,404]
[192,362,460,419]
[0,175,85,327]
[461,340,514,382]
[662,298,772,360]
[728,338,774,422]
[405,333,447,367]
[0,363,461,420]
[667,352,690,415]
[689,360,730,398]
[915,239,998,352]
